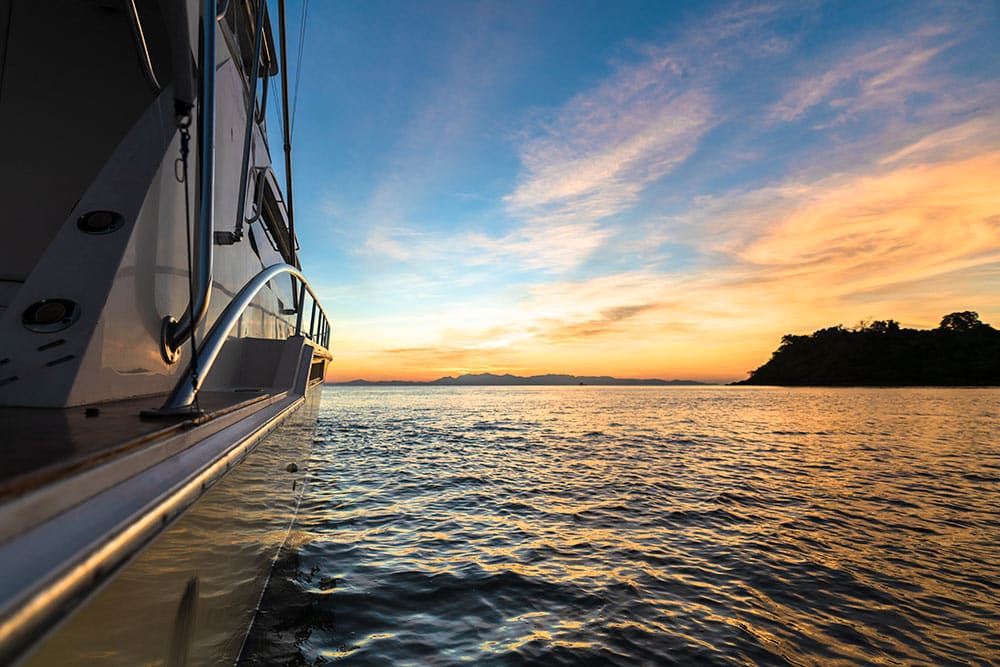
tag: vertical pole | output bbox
[233,1,267,240]
[308,300,316,340]
[277,0,296,263]
[191,0,216,332]
[162,0,216,358]
[294,280,306,335]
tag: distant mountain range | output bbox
[330,373,709,387]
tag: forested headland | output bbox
[737,311,1000,386]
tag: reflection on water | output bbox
[26,393,321,667]
[243,387,1000,665]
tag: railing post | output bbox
[294,280,306,335]
[229,0,267,243]
[277,0,297,258]
[160,0,217,363]
[308,300,317,341]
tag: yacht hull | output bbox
[19,387,323,666]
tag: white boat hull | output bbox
[19,386,322,666]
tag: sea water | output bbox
[242,386,1000,665]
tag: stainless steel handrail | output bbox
[231,0,268,242]
[126,0,161,90]
[240,167,268,227]
[160,263,331,411]
[162,0,218,361]
[277,0,297,260]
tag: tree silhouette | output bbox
[738,312,999,386]
[868,319,900,334]
[939,311,983,331]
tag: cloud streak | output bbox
[332,121,1000,382]
[770,41,945,123]
[508,87,713,221]
[479,4,807,272]
[737,152,1000,295]
[766,13,1000,131]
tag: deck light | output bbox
[22,299,80,333]
[77,210,124,234]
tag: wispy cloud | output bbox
[764,17,997,130]
[674,120,1000,319]
[736,152,1000,295]
[351,4,538,232]
[361,226,427,261]
[463,223,613,273]
[356,46,719,273]
[508,85,713,221]
[355,2,808,273]
[486,4,808,272]
[879,115,1000,166]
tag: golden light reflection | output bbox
[299,385,1000,664]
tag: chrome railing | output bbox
[162,0,218,361]
[160,263,331,411]
[225,0,268,245]
[126,0,161,90]
[125,0,162,91]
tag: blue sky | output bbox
[273,0,1000,381]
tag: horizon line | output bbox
[325,372,718,386]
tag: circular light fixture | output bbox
[77,210,124,234]
[22,299,80,333]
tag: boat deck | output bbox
[0,390,270,500]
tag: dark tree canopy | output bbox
[939,311,983,331]
[737,313,1000,386]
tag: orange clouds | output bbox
[747,156,1000,277]
[328,124,1000,384]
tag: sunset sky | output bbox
[278,0,1000,383]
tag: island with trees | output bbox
[736,311,1000,386]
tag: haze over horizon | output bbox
[279,1,1000,383]
[330,371,709,385]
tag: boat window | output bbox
[259,181,296,267]
[222,0,278,81]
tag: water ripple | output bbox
[243,387,1000,666]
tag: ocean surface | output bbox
[242,386,1000,665]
